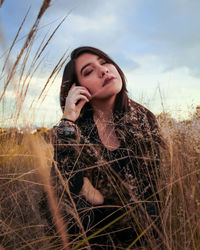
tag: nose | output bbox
[98,65,109,78]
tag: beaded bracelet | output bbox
[58,119,78,138]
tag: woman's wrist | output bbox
[62,109,78,122]
[61,114,76,122]
[61,117,74,122]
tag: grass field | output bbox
[0,113,200,249]
[0,0,200,249]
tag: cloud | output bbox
[2,0,200,78]
[122,0,200,76]
[1,0,200,126]
[126,61,200,117]
[66,13,116,33]
[6,0,200,77]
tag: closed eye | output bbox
[84,69,93,76]
[100,60,107,65]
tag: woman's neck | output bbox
[91,98,120,151]
[91,96,115,122]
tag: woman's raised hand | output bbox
[62,84,91,122]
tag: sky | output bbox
[0,0,200,127]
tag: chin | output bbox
[112,84,123,95]
[97,91,121,100]
[92,83,122,100]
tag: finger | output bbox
[70,83,76,90]
[66,83,76,97]
[68,83,77,93]
[79,89,92,99]
[70,84,85,91]
[70,84,91,93]
[71,87,91,98]
[76,99,88,110]
[70,89,91,102]
[74,94,90,104]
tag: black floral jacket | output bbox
[50,99,164,213]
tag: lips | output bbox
[103,76,116,87]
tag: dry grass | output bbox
[0,128,53,249]
[0,114,199,249]
[157,112,200,250]
[0,1,200,249]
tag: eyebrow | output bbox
[80,63,90,75]
[80,56,101,75]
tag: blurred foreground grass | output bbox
[0,112,200,249]
[0,127,54,249]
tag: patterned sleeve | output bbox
[145,109,165,148]
[50,120,84,197]
[141,109,164,198]
[142,109,162,167]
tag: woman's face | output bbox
[75,53,123,100]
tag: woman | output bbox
[50,46,164,249]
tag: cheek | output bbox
[112,68,122,84]
[110,65,121,77]
[79,79,96,93]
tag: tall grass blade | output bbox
[0,0,52,102]
[1,7,30,73]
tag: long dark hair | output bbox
[60,46,130,120]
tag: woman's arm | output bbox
[51,119,104,204]
[51,83,91,196]
[51,82,105,203]
[51,119,84,196]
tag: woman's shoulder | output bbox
[128,99,155,117]
[126,98,157,126]
[128,99,166,147]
